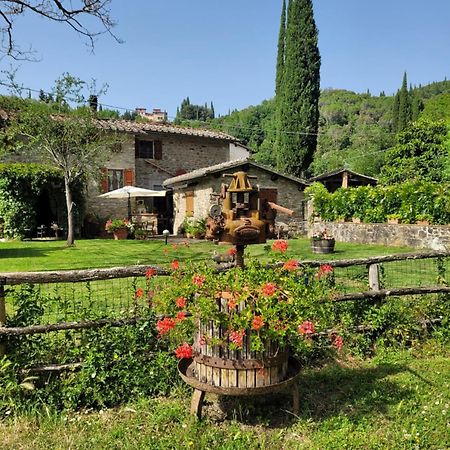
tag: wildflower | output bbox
[272,240,288,253]
[156,317,176,336]
[333,335,344,351]
[283,259,299,271]
[171,260,180,271]
[172,244,178,251]
[175,342,193,359]
[227,247,237,256]
[176,296,187,308]
[192,274,206,286]
[262,282,277,296]
[146,268,156,278]
[175,311,186,322]
[135,288,144,298]
[229,329,245,347]
[252,315,265,330]
[317,264,333,279]
[298,320,315,335]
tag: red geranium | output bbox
[298,320,315,335]
[229,329,245,347]
[156,317,176,336]
[227,247,237,256]
[228,297,237,310]
[272,239,288,253]
[262,282,277,296]
[283,260,299,271]
[175,342,193,359]
[175,311,186,322]
[146,268,156,279]
[135,288,144,298]
[333,335,344,350]
[171,260,180,271]
[192,274,206,286]
[176,296,187,308]
[252,315,264,330]
[317,264,333,279]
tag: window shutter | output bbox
[154,140,162,160]
[124,168,134,186]
[100,168,108,193]
[185,191,194,216]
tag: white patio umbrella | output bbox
[98,186,166,219]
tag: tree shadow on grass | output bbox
[208,360,413,428]
[0,245,63,259]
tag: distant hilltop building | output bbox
[135,107,168,123]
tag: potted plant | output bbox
[104,218,132,240]
[133,228,147,240]
[310,229,335,254]
[415,214,432,226]
[182,217,206,239]
[150,242,342,391]
[387,213,401,225]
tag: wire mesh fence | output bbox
[1,252,449,335]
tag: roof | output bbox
[163,158,310,187]
[308,167,378,183]
[95,119,237,142]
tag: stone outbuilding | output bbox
[163,159,310,235]
[308,168,377,192]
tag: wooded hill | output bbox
[208,79,450,177]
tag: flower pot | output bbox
[387,218,399,224]
[416,220,429,226]
[352,217,361,223]
[311,238,335,254]
[193,300,288,389]
[112,228,128,240]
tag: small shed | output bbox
[163,159,309,235]
[308,168,377,192]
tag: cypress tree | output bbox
[392,91,400,132]
[276,0,321,177]
[275,0,287,98]
[397,72,412,132]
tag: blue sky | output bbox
[1,0,450,117]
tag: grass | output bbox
[0,237,415,272]
[2,344,449,450]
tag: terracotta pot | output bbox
[113,228,128,240]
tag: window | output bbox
[108,169,124,191]
[135,139,162,159]
[136,140,154,158]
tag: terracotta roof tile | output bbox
[94,119,237,141]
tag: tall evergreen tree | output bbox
[396,72,412,132]
[276,0,321,177]
[275,0,287,99]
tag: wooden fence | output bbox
[1,251,449,361]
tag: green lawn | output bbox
[0,237,415,272]
[2,345,449,450]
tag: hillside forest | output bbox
[202,78,450,178]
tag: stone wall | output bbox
[310,221,450,250]
[87,133,233,221]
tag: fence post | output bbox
[0,277,6,357]
[368,264,382,305]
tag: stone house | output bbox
[162,159,310,235]
[87,119,248,233]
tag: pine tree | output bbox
[276,0,321,177]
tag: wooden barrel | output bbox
[193,297,288,389]
[311,238,335,254]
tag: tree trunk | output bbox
[64,174,75,246]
